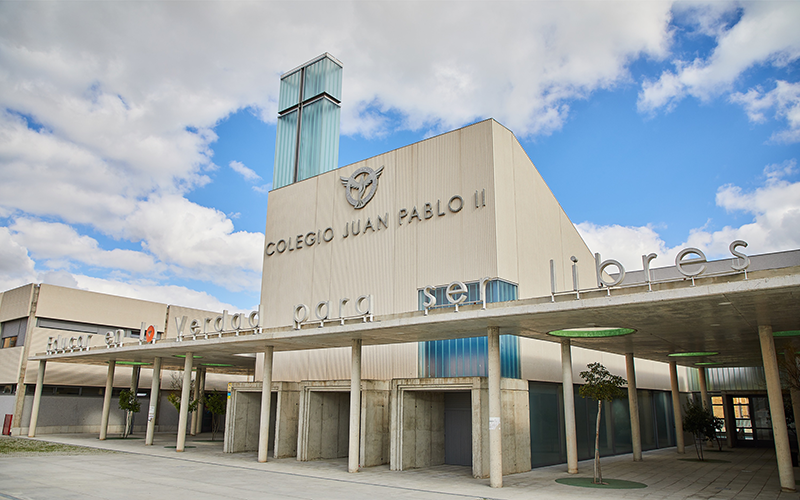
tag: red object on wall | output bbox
[2,414,12,435]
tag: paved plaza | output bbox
[1,434,798,500]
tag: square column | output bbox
[99,360,116,440]
[145,357,162,445]
[626,353,642,461]
[27,360,46,437]
[348,339,362,473]
[258,345,274,463]
[758,325,796,492]
[176,353,194,452]
[487,326,503,488]
[561,339,578,473]
[668,360,684,453]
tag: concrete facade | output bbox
[224,381,299,458]
[390,377,531,478]
[296,380,390,467]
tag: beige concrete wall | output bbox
[490,121,596,299]
[0,284,34,322]
[223,381,299,457]
[257,343,417,382]
[36,284,166,330]
[296,380,390,465]
[262,120,499,328]
[0,347,22,385]
[390,377,530,478]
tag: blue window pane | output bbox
[278,70,302,113]
[298,98,340,182]
[418,279,520,379]
[304,57,342,101]
[273,110,298,189]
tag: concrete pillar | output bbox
[99,360,116,440]
[758,325,796,492]
[784,351,800,462]
[258,345,274,463]
[722,393,735,448]
[27,360,46,437]
[176,353,193,452]
[487,326,503,488]
[698,367,710,410]
[190,365,201,436]
[145,357,162,445]
[668,360,684,454]
[625,353,642,461]
[195,367,206,435]
[561,339,579,473]
[348,339,362,473]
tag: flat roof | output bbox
[33,251,800,374]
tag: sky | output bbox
[0,1,799,313]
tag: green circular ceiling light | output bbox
[173,355,203,359]
[773,330,800,337]
[201,363,233,367]
[113,361,151,366]
[668,352,719,357]
[547,327,635,338]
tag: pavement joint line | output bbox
[0,493,25,500]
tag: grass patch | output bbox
[0,436,115,456]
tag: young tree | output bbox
[118,389,141,439]
[579,362,627,485]
[203,393,226,441]
[683,397,723,460]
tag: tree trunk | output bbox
[594,399,603,484]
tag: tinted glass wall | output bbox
[529,382,676,468]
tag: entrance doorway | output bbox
[443,392,472,466]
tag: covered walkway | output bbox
[2,433,798,500]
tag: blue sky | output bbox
[1,1,798,312]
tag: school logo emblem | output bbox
[340,165,384,209]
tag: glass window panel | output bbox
[303,57,342,101]
[298,98,340,182]
[273,110,298,189]
[612,397,632,454]
[529,382,565,467]
[654,392,674,448]
[278,70,302,112]
[638,390,656,450]
[711,396,723,405]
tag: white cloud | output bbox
[638,2,800,126]
[576,161,800,269]
[575,222,673,271]
[730,81,800,144]
[0,226,37,290]
[9,217,158,273]
[0,1,678,303]
[229,160,261,182]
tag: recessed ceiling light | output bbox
[695,362,722,366]
[547,327,635,338]
[718,302,732,306]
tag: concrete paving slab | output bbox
[1,434,798,500]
